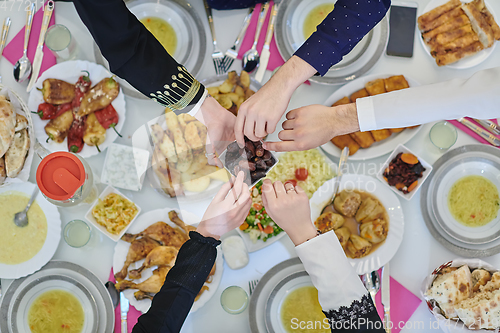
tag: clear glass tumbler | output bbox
[45,24,79,62]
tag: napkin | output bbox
[372,271,422,333]
[3,5,56,81]
[449,118,499,147]
[109,269,142,333]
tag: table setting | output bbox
[0,0,499,333]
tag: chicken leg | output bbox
[116,266,171,293]
[128,246,178,279]
[168,210,197,236]
[115,237,160,281]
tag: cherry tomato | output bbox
[253,203,263,211]
[285,179,297,187]
[295,168,309,181]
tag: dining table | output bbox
[0,0,500,332]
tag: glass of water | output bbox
[429,121,458,151]
[64,219,91,248]
[45,24,79,62]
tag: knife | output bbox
[27,1,54,92]
[473,119,500,136]
[0,17,11,59]
[120,292,129,333]
[254,3,278,83]
[458,118,500,146]
[381,263,391,333]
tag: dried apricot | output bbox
[395,183,405,190]
[401,153,419,165]
[408,180,419,192]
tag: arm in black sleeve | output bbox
[71,0,204,110]
[132,231,220,333]
[206,0,266,10]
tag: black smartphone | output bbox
[386,2,418,58]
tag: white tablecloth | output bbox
[1,1,500,332]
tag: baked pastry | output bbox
[384,75,410,92]
[334,227,351,250]
[390,128,405,133]
[426,265,473,319]
[5,128,30,178]
[0,95,16,157]
[455,289,500,329]
[347,234,372,258]
[365,79,386,95]
[478,272,500,293]
[350,132,375,149]
[332,96,351,106]
[462,2,494,48]
[14,114,28,132]
[471,269,492,292]
[314,212,345,233]
[331,135,360,156]
[418,0,461,31]
[371,129,392,142]
[360,219,388,244]
[334,190,362,217]
[350,89,369,103]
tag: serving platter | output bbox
[0,182,61,279]
[0,261,115,333]
[310,174,405,275]
[419,0,497,69]
[94,0,207,99]
[321,73,422,160]
[421,144,500,257]
[112,207,223,313]
[249,257,306,333]
[275,0,388,85]
[27,60,127,158]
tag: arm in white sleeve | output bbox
[356,66,500,131]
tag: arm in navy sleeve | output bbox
[206,0,266,10]
[294,0,391,75]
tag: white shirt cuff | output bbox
[295,231,368,311]
[356,97,377,132]
[188,89,208,118]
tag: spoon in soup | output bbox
[320,147,349,215]
[14,187,39,227]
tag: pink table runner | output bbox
[109,269,142,333]
[449,118,499,147]
[3,4,56,81]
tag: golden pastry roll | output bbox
[370,129,392,142]
[334,190,362,217]
[432,32,479,55]
[365,79,386,95]
[384,75,410,92]
[422,14,471,42]
[434,24,474,46]
[360,219,388,244]
[418,0,461,31]
[462,2,495,48]
[332,96,351,106]
[335,227,351,250]
[350,88,369,103]
[330,135,360,155]
[419,7,464,33]
[350,131,375,148]
[347,234,372,258]
[390,128,405,133]
[436,41,484,66]
[479,6,500,40]
[314,212,345,234]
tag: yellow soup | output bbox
[140,17,177,55]
[0,193,47,265]
[448,175,500,227]
[303,3,335,40]
[28,289,84,333]
[281,286,329,333]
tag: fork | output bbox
[222,6,254,72]
[248,279,260,296]
[0,17,12,83]
[203,0,226,75]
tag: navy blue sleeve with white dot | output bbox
[206,0,266,10]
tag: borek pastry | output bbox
[334,190,361,217]
[347,234,372,259]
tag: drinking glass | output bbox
[220,286,249,314]
[45,24,79,62]
[429,121,458,151]
[64,219,91,248]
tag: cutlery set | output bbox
[204,1,277,81]
[458,118,500,147]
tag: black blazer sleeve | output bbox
[70,0,204,110]
[132,232,220,333]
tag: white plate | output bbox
[0,182,61,279]
[376,144,433,201]
[434,159,500,244]
[321,73,422,160]
[310,174,405,275]
[419,0,497,69]
[85,185,142,242]
[27,60,127,158]
[112,207,223,313]
[12,274,98,333]
[0,261,115,333]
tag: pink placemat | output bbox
[449,118,499,147]
[109,269,143,333]
[368,270,422,333]
[3,4,56,81]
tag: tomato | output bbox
[285,179,297,187]
[253,203,263,211]
[263,225,274,234]
[295,168,308,181]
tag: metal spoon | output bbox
[105,281,120,308]
[362,270,381,310]
[242,3,269,73]
[14,186,39,227]
[14,3,35,83]
[320,146,349,215]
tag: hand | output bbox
[196,96,236,167]
[235,56,317,147]
[263,103,360,152]
[261,179,317,246]
[197,171,251,240]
